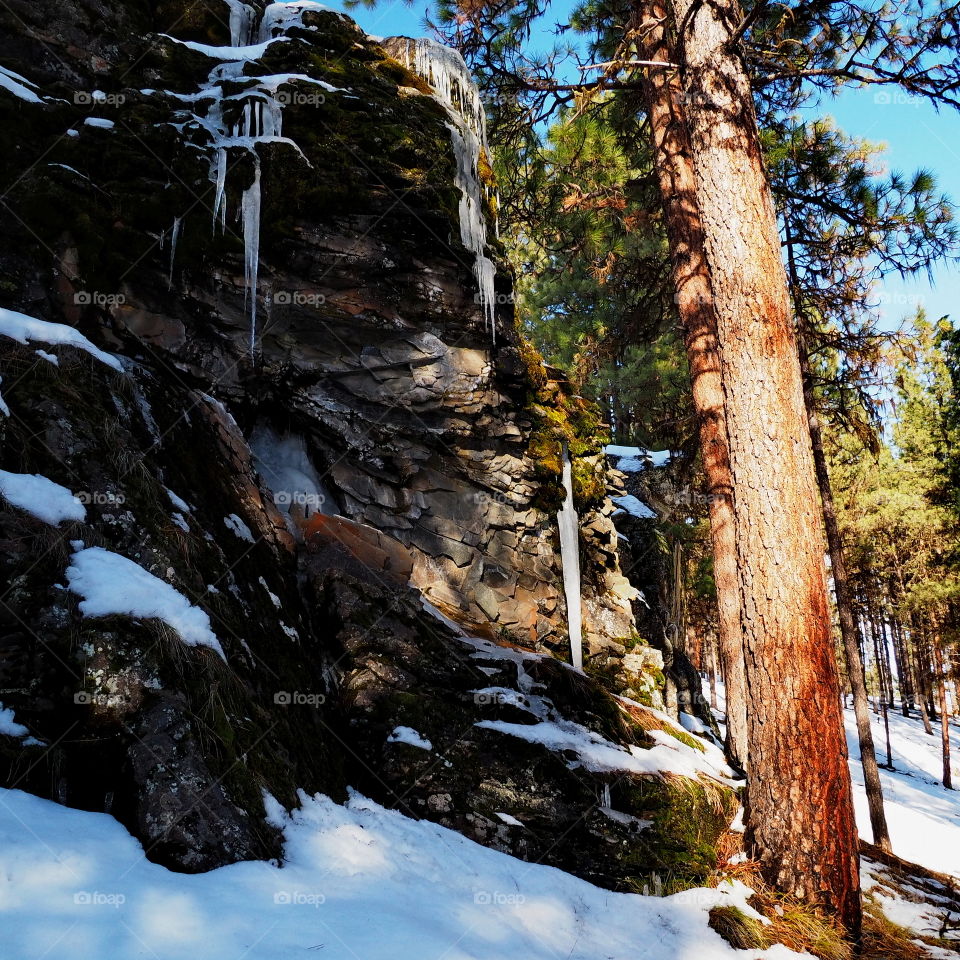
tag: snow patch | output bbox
[612,494,656,519]
[65,546,225,660]
[387,726,432,751]
[0,306,123,371]
[224,513,255,543]
[0,470,86,525]
[0,785,812,960]
[0,64,43,103]
[0,704,30,738]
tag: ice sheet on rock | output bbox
[391,38,497,340]
[495,811,524,827]
[258,2,338,42]
[0,306,123,371]
[65,546,226,660]
[557,449,584,671]
[0,470,87,525]
[387,726,432,751]
[612,494,656,519]
[224,0,256,46]
[0,377,9,417]
[0,64,43,103]
[250,423,333,521]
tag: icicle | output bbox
[557,447,584,672]
[241,162,262,356]
[212,147,228,229]
[224,0,255,47]
[168,217,182,289]
[446,121,497,339]
[601,783,611,808]
[394,37,497,343]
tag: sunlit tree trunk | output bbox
[632,0,747,770]
[664,0,861,932]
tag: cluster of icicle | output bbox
[168,1,330,356]
[391,38,498,341]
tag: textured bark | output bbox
[633,0,747,771]
[666,0,862,932]
[799,343,891,851]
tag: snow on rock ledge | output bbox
[65,546,226,660]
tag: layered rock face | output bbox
[0,0,733,888]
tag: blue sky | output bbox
[328,0,959,329]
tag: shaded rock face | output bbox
[607,458,718,733]
[0,0,731,886]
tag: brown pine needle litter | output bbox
[704,832,960,960]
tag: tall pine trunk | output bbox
[665,0,861,932]
[797,340,891,851]
[632,0,747,770]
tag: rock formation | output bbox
[0,0,734,891]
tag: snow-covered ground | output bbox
[0,786,810,960]
[844,704,960,880]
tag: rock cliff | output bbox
[0,0,734,892]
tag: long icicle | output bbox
[241,161,261,357]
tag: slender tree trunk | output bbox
[881,617,896,709]
[868,593,895,769]
[665,0,861,933]
[632,0,747,771]
[890,612,912,716]
[931,618,954,790]
[796,340,891,850]
[892,558,934,735]
[911,632,935,736]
